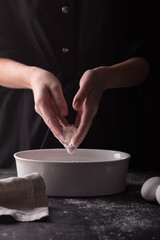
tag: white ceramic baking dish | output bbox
[14,149,130,197]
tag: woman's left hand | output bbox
[72,57,150,148]
[72,69,106,148]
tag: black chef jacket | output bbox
[0,0,160,168]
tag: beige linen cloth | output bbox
[0,173,49,222]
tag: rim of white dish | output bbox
[14,149,131,163]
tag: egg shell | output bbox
[141,176,160,202]
[156,185,160,204]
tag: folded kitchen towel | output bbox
[0,172,49,222]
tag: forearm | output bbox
[72,57,150,147]
[0,58,34,89]
[93,57,150,90]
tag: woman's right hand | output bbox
[30,67,68,141]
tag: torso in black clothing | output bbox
[0,0,159,169]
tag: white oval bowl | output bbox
[14,149,130,197]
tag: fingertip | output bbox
[73,89,84,109]
[73,101,81,110]
[70,138,78,149]
[71,133,81,148]
[71,137,78,149]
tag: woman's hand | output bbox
[0,58,148,146]
[30,67,68,140]
[0,59,68,140]
[72,57,149,148]
[72,69,106,147]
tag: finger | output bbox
[49,82,68,117]
[74,111,81,128]
[35,97,64,140]
[44,116,63,139]
[57,115,69,127]
[72,111,92,147]
[73,91,100,147]
[72,102,96,147]
[73,70,93,110]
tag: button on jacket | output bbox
[0,1,159,168]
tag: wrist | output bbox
[28,66,50,90]
[27,66,41,89]
[92,66,112,90]
[92,57,150,90]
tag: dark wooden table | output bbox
[0,169,160,240]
